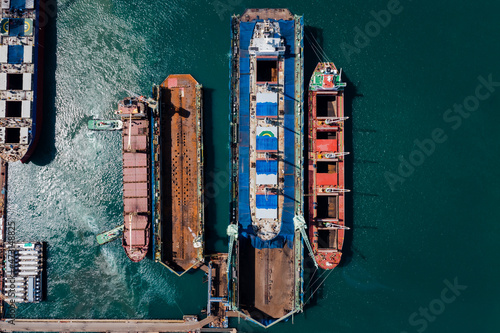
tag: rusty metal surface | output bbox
[160,74,203,273]
[238,243,295,319]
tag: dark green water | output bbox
[6,0,500,332]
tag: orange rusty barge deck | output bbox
[157,74,204,275]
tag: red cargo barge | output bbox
[117,96,152,262]
[308,62,349,270]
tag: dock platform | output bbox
[0,316,216,332]
[157,74,204,275]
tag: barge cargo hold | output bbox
[154,74,204,275]
[228,8,304,326]
[308,62,349,270]
[117,96,152,262]
[0,0,44,162]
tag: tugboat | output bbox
[96,225,124,245]
[88,119,123,131]
[308,62,349,270]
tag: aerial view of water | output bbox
[5,0,500,332]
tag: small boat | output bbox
[96,224,124,245]
[88,119,123,131]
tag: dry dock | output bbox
[158,74,204,275]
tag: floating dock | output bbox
[228,8,304,327]
[154,75,204,276]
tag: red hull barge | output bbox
[308,62,349,270]
[117,96,152,262]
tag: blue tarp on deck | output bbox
[10,0,26,10]
[256,136,278,151]
[237,19,298,250]
[256,102,278,116]
[256,194,278,209]
[8,19,25,36]
[8,45,23,64]
[256,160,277,175]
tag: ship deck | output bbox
[230,10,303,325]
[159,74,203,274]
[238,241,295,319]
[308,63,347,269]
[122,115,150,261]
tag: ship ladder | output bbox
[323,223,350,230]
[323,152,350,159]
[226,224,238,278]
[127,114,132,151]
[324,117,349,124]
[293,215,318,269]
[128,213,133,253]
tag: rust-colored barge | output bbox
[156,74,204,275]
[308,62,349,270]
[117,96,152,262]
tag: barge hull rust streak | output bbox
[159,74,204,275]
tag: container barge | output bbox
[154,75,204,275]
[0,0,44,163]
[117,96,154,262]
[228,8,304,326]
[308,62,349,270]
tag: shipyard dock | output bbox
[0,316,217,332]
[155,74,204,275]
[228,8,305,327]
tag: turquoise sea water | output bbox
[6,0,500,332]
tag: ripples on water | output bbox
[5,0,200,319]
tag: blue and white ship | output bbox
[0,0,43,162]
[228,8,304,327]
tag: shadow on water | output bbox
[338,72,359,268]
[30,0,57,166]
[302,26,363,310]
[201,88,227,255]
